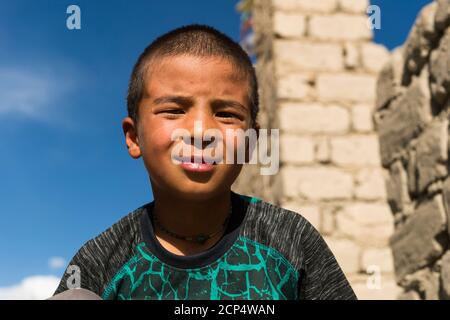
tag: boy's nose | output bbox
[184,112,217,148]
[186,121,215,148]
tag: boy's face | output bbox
[123,54,254,200]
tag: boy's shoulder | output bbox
[240,194,356,299]
[240,193,312,228]
[53,203,149,296]
[81,203,147,260]
[237,193,324,271]
[235,193,356,299]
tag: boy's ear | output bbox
[122,117,142,159]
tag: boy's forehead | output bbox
[143,55,249,98]
[147,55,247,83]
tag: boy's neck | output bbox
[151,189,232,254]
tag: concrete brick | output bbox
[337,202,393,226]
[316,73,376,102]
[273,0,337,13]
[280,134,315,164]
[309,14,372,41]
[336,202,394,246]
[338,0,368,13]
[280,166,354,200]
[273,12,306,38]
[361,248,395,273]
[324,237,361,275]
[355,168,387,200]
[344,42,360,69]
[277,73,313,100]
[314,136,330,163]
[330,135,381,166]
[321,206,336,235]
[352,276,402,300]
[361,42,390,73]
[352,103,374,132]
[274,40,343,74]
[279,102,350,134]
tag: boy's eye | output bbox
[160,109,185,115]
[216,111,240,119]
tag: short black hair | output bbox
[126,24,259,129]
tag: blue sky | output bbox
[0,0,432,291]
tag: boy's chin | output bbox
[176,185,228,201]
[165,180,232,201]
[150,165,241,200]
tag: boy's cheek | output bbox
[141,121,180,150]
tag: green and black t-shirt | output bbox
[54,191,356,300]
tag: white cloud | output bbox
[48,257,67,270]
[0,68,60,119]
[0,275,60,300]
[0,65,79,123]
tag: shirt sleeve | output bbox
[297,222,357,300]
[53,240,105,296]
[53,209,143,298]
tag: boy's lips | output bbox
[187,155,207,164]
[174,154,218,164]
[174,155,217,172]
[179,161,215,172]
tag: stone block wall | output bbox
[374,0,450,300]
[233,0,401,299]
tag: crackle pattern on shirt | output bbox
[101,236,298,300]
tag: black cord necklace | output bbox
[153,203,232,245]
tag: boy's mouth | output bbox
[187,155,207,164]
[174,154,218,164]
[174,155,217,172]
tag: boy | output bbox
[53,24,356,300]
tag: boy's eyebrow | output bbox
[153,95,248,113]
[153,95,193,107]
[211,99,248,113]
